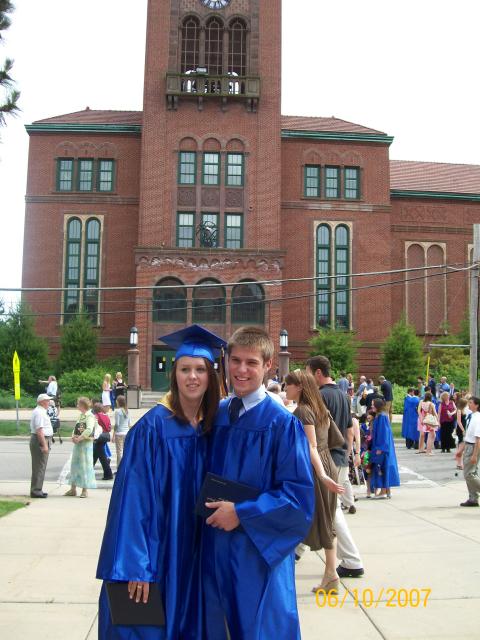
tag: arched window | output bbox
[334,225,349,329]
[231,280,265,325]
[316,224,331,327]
[84,218,101,322]
[206,18,223,76]
[181,16,200,73]
[228,19,247,76]
[153,278,187,324]
[64,218,82,321]
[193,278,226,324]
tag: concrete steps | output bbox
[140,390,165,407]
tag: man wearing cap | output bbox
[203,326,314,640]
[30,393,54,498]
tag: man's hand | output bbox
[470,455,478,466]
[205,501,240,531]
[353,453,361,468]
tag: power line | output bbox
[1,261,474,293]
[8,263,472,319]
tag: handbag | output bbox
[327,412,346,450]
[423,413,439,428]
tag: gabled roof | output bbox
[390,159,480,195]
[33,109,143,125]
[280,115,386,135]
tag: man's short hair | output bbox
[306,355,330,377]
[470,396,480,409]
[378,375,385,382]
[227,326,274,363]
[340,371,346,377]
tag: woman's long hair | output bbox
[169,358,220,434]
[284,369,329,427]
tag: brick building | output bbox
[22,0,480,389]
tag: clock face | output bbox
[200,0,231,9]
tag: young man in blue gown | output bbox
[202,326,314,640]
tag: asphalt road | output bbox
[0,437,463,488]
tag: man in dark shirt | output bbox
[306,355,364,577]
[379,376,393,422]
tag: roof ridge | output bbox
[391,158,480,170]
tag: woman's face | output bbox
[285,382,301,402]
[175,356,209,405]
[77,402,88,413]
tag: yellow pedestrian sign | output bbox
[13,351,21,400]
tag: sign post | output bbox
[12,351,20,434]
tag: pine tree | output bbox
[381,317,424,386]
[56,312,98,374]
[309,327,360,375]
[0,1,20,129]
[0,301,49,393]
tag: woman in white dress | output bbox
[101,373,112,411]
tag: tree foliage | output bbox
[381,317,425,386]
[0,301,50,393]
[56,312,98,375]
[309,328,360,374]
[0,1,20,129]
[429,313,470,391]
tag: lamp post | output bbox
[127,326,141,409]
[278,329,290,382]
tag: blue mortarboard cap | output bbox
[159,324,227,363]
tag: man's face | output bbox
[228,346,271,398]
[306,365,321,386]
[39,400,50,410]
[468,399,479,413]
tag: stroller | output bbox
[47,400,62,444]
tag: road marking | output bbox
[398,465,439,487]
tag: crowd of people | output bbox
[27,336,480,639]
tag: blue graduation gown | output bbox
[370,413,400,490]
[401,395,420,442]
[96,403,207,639]
[202,396,314,640]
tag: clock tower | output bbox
[135,0,284,389]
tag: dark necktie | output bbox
[229,397,244,423]
[466,413,472,426]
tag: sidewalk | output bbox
[1,479,479,639]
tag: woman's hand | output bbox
[128,581,150,604]
[320,475,345,495]
[72,435,80,444]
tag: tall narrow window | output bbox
[344,167,360,199]
[98,159,115,192]
[181,17,200,73]
[325,166,340,198]
[84,219,100,322]
[226,153,244,186]
[153,277,187,323]
[232,280,265,324]
[203,152,220,185]
[193,279,226,324]
[206,18,223,76]
[335,225,349,329]
[57,158,74,191]
[64,218,82,320]
[316,225,331,327]
[228,19,247,76]
[78,159,94,191]
[178,152,196,185]
[225,214,243,249]
[177,212,195,248]
[304,165,320,197]
[200,213,219,248]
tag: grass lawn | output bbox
[0,421,74,437]
[392,422,402,438]
[0,499,27,518]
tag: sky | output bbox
[1,0,479,309]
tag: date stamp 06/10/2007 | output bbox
[315,588,432,609]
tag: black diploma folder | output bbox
[195,472,261,518]
[106,582,165,627]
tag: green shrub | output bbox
[0,389,37,409]
[392,384,409,414]
[309,328,360,374]
[382,317,424,386]
[58,366,108,396]
[56,312,98,375]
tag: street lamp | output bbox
[129,326,138,347]
[127,327,141,408]
[278,329,290,382]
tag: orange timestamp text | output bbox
[315,588,432,609]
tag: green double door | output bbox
[151,348,175,391]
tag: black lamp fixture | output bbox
[129,326,139,348]
[279,329,288,351]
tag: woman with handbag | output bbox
[285,369,345,594]
[65,397,97,498]
[417,391,439,455]
[92,402,114,480]
[439,391,457,453]
[370,399,400,498]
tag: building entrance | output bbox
[151,348,175,391]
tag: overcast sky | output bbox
[1,0,479,308]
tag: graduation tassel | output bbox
[219,347,229,398]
